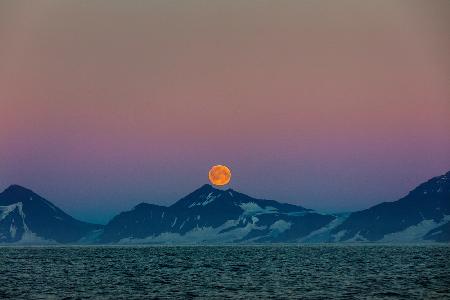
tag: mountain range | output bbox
[1,171,449,244]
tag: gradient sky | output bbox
[1,1,449,224]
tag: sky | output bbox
[1,1,449,224]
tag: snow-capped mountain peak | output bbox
[99,184,332,244]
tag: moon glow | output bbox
[209,165,232,186]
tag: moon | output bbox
[209,165,232,186]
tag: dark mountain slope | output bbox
[0,185,102,243]
[331,171,450,242]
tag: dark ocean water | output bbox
[0,245,449,299]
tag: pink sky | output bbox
[1,1,449,223]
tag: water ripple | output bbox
[0,245,449,299]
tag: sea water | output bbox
[0,245,449,299]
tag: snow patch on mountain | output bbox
[332,230,348,242]
[381,216,450,243]
[118,218,266,244]
[240,202,278,215]
[345,231,369,242]
[269,220,291,234]
[0,202,56,244]
[0,202,23,221]
[188,192,219,208]
[77,229,105,244]
[9,223,17,238]
[300,214,347,242]
[171,217,178,227]
[16,231,56,244]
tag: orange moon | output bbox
[208,165,232,186]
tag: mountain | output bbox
[0,185,102,244]
[331,171,450,242]
[99,184,336,243]
[100,171,450,244]
[1,170,449,244]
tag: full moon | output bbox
[209,165,232,186]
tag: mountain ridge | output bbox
[331,171,450,242]
[1,170,449,244]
